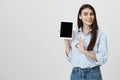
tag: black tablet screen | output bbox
[60,22,73,38]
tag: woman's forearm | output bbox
[64,40,71,56]
[84,50,97,61]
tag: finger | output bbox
[75,43,79,48]
[78,37,82,42]
[75,43,78,48]
[77,37,81,41]
[64,39,70,43]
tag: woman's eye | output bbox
[83,12,88,16]
[90,12,94,16]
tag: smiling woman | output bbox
[79,8,95,27]
[64,4,108,80]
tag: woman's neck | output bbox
[82,25,91,35]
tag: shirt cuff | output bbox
[65,50,72,62]
[95,53,108,65]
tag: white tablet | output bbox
[60,21,73,39]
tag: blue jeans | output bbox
[70,66,102,80]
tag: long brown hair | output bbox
[77,4,98,51]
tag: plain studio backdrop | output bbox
[0,0,120,80]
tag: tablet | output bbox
[60,21,73,39]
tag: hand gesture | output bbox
[75,37,85,53]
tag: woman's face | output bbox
[79,8,95,27]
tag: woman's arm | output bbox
[75,37,97,61]
[64,39,71,56]
[83,50,97,61]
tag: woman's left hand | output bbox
[75,37,86,53]
[75,37,97,60]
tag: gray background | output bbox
[0,0,119,80]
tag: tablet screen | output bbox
[60,22,73,39]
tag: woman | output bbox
[64,4,108,80]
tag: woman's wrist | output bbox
[84,49,89,55]
[64,39,70,47]
[83,50,97,61]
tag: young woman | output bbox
[64,4,108,80]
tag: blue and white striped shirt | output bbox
[66,28,108,68]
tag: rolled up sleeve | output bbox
[66,50,72,62]
[95,33,108,65]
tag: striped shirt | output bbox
[66,28,108,68]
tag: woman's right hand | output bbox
[63,31,74,56]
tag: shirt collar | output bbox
[78,27,92,33]
[78,28,82,32]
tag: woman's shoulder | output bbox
[73,29,79,34]
[97,28,107,38]
[71,29,79,40]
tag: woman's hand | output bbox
[75,37,86,53]
[75,37,97,61]
[63,31,74,56]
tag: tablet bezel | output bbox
[60,21,73,40]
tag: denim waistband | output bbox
[73,66,100,72]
